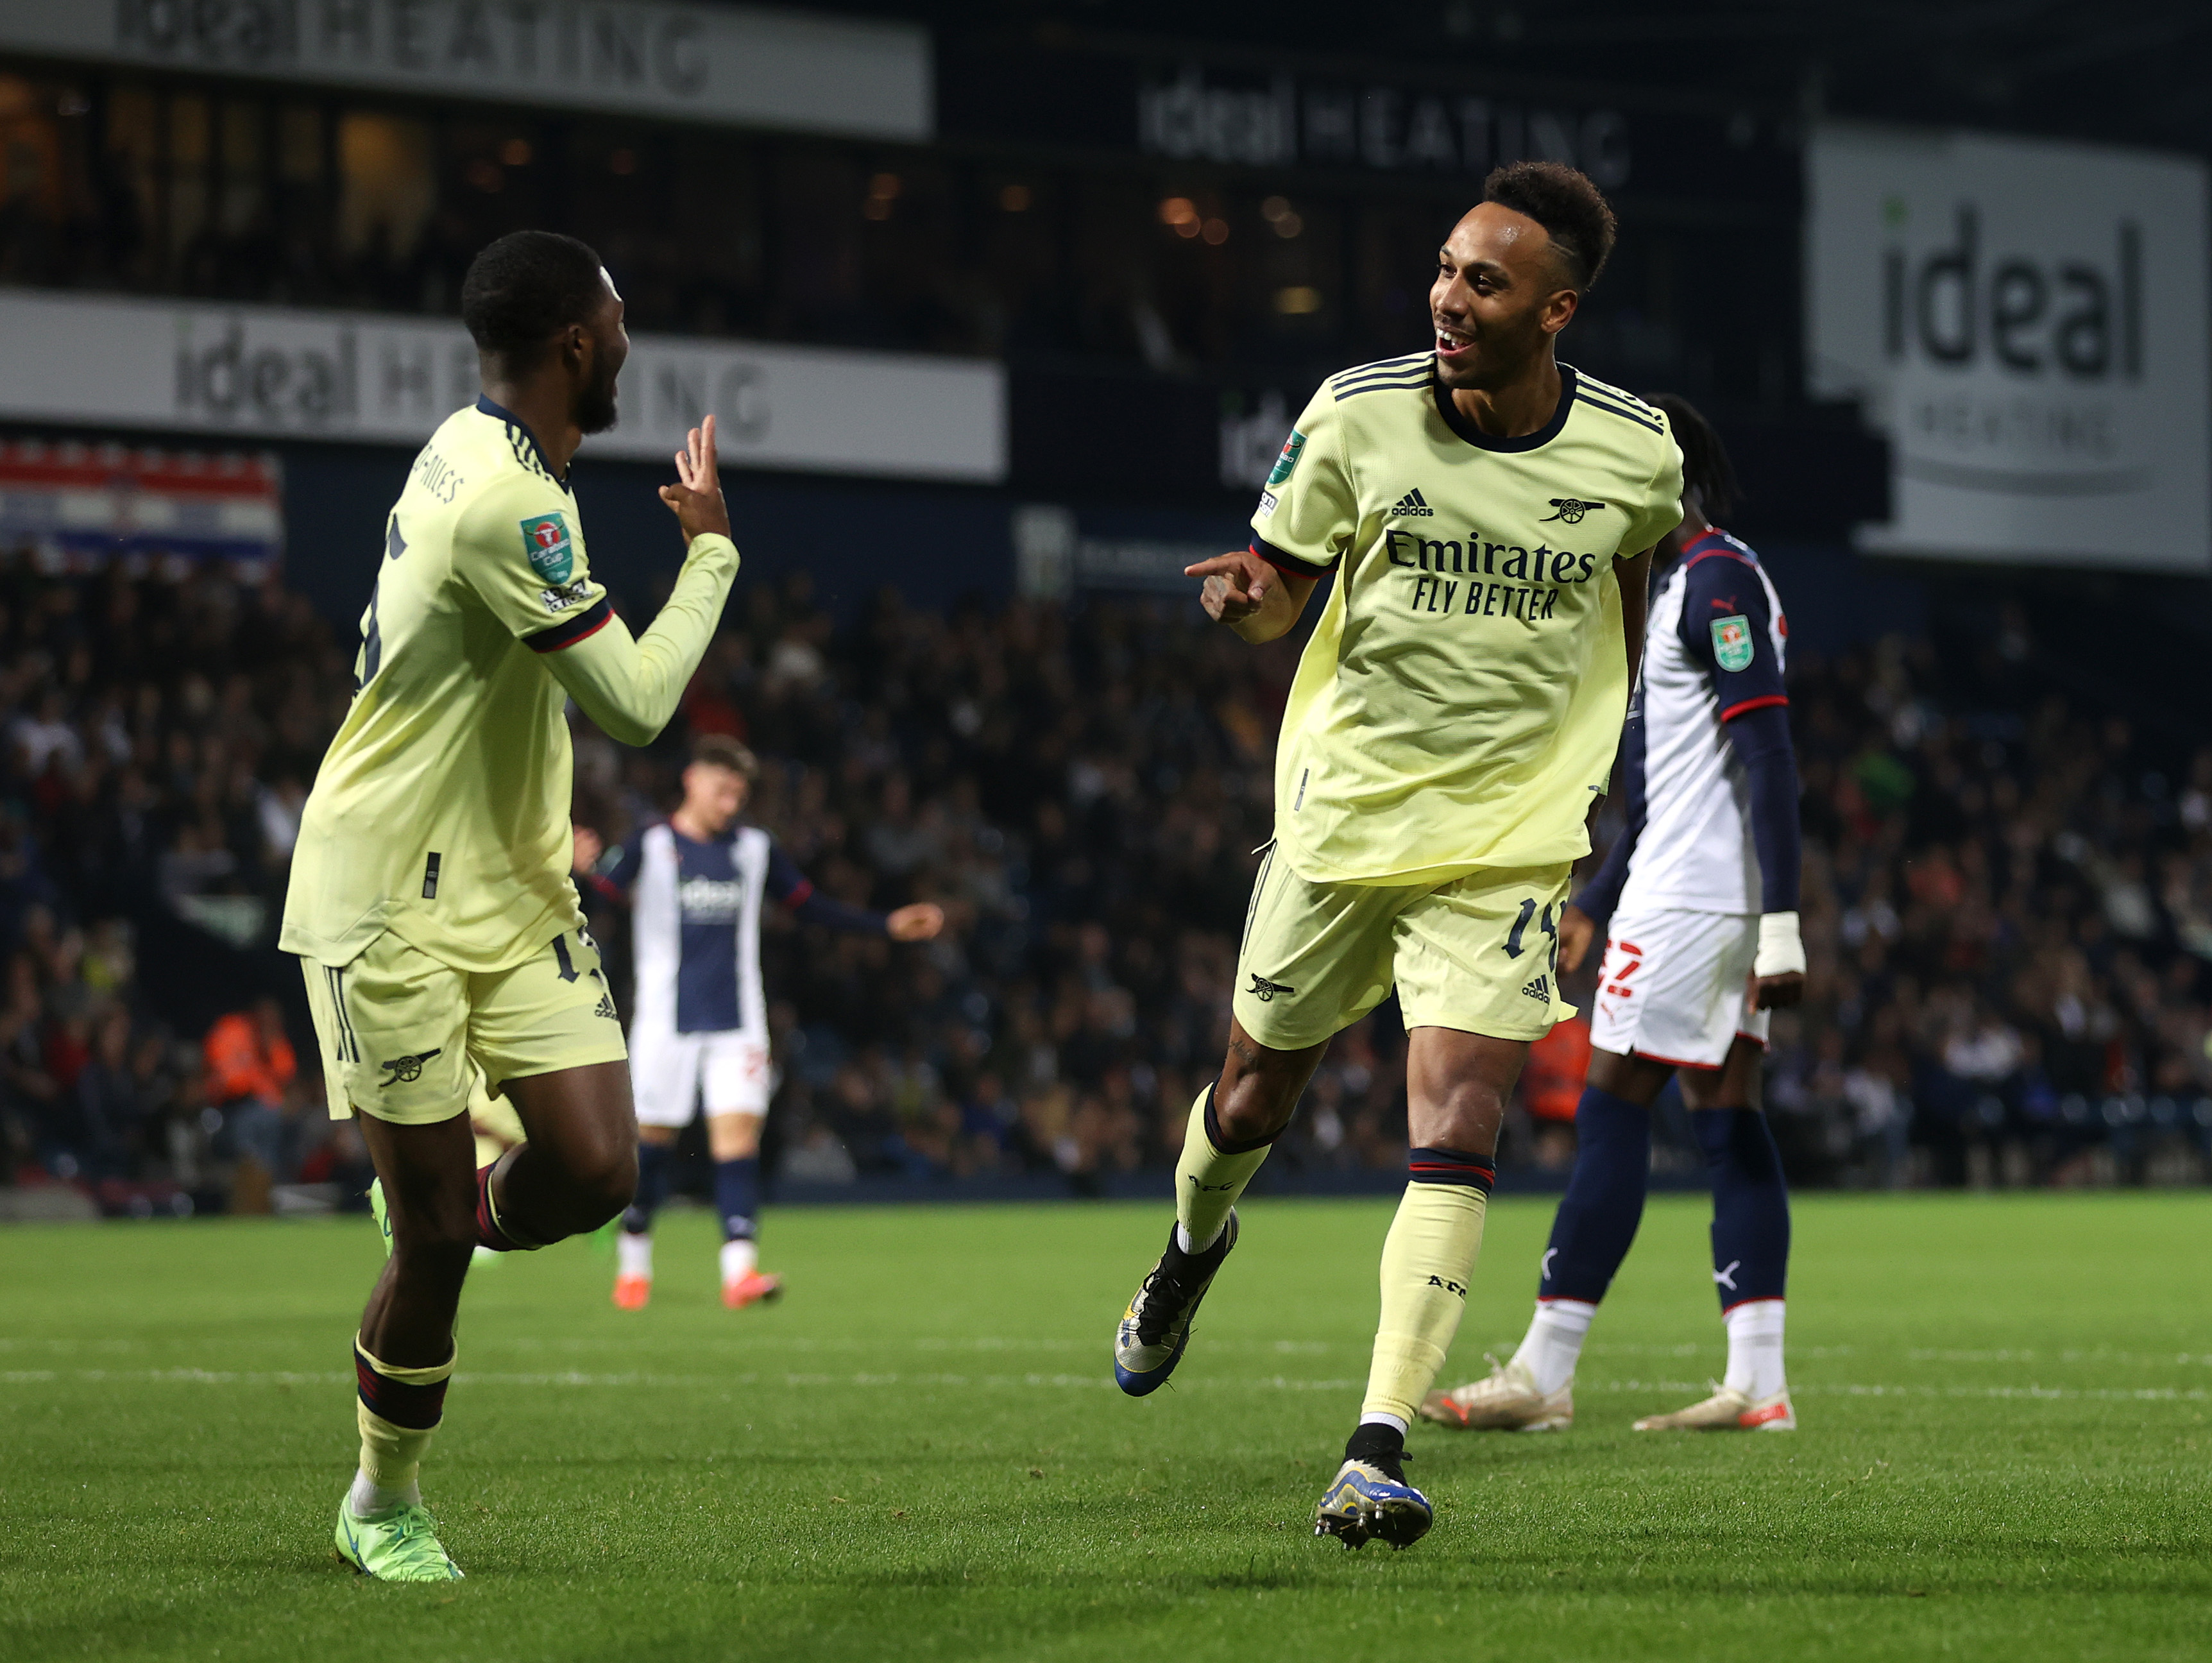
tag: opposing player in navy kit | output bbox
[576,734,942,1309]
[1422,395,1807,1434]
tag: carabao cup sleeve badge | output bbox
[1266,430,1307,488]
[521,512,575,583]
[1710,614,1755,672]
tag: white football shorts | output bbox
[1589,908,1770,1071]
[627,1019,771,1126]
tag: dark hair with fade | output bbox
[460,230,607,366]
[690,733,759,778]
[1481,160,1619,291]
[1644,393,1739,522]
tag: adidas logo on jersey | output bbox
[1390,488,1435,518]
[1520,975,1551,1003]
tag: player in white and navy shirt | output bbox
[1422,395,1807,1435]
[577,734,943,1309]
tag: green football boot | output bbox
[334,1500,464,1581]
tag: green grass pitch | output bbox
[3,1193,2208,1661]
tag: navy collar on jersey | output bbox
[1680,527,1752,565]
[1431,363,1578,454]
[1656,525,1751,586]
[669,818,746,848]
[473,395,568,489]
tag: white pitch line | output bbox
[1,1368,2205,1403]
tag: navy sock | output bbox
[1691,1108,1790,1309]
[622,1141,670,1236]
[1538,1086,1651,1303]
[714,1156,760,1243]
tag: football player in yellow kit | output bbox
[283,231,743,1580]
[1109,163,1683,1549]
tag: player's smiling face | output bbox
[1430,203,1579,389]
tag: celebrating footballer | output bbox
[1110,160,1685,1548]
[282,231,742,1580]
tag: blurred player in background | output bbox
[1109,162,1683,1549]
[1422,394,1805,1437]
[282,230,743,1580]
[575,735,942,1309]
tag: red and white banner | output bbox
[0,442,284,575]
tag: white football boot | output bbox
[1418,1354,1573,1431]
[1632,1383,1796,1431]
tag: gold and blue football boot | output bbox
[1313,1452,1434,1549]
[1113,1213,1239,1395]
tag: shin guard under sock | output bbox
[352,1338,454,1510]
[1173,1084,1272,1252]
[1691,1108,1790,1311]
[473,1159,546,1253]
[1538,1086,1651,1303]
[1359,1148,1493,1425]
[713,1156,759,1243]
[622,1141,671,1238]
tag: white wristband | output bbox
[1753,911,1805,979]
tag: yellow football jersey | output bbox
[1252,357,1683,885]
[282,397,736,973]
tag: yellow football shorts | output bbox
[302,925,627,1125]
[1232,845,1576,1051]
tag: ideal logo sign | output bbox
[1808,124,2209,574]
[1139,66,1629,185]
[1883,208,2141,381]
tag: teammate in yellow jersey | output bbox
[282,230,744,1582]
[1109,162,1683,1550]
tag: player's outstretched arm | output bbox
[1185,549,1318,645]
[543,419,741,746]
[765,844,944,941]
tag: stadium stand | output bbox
[0,549,2208,1215]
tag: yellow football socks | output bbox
[1174,1085,1272,1252]
[1360,1149,1495,1424]
[353,1338,456,1501]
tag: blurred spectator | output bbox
[203,996,298,1188]
[0,543,2207,1204]
[1516,1015,1592,1173]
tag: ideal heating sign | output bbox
[1808,123,2209,572]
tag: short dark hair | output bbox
[460,231,606,366]
[1645,393,1739,521]
[690,733,758,778]
[1481,161,1618,291]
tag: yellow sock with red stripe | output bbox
[348,1338,454,1517]
[1359,1148,1494,1427]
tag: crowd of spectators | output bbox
[1,547,2209,1213]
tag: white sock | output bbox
[1723,1299,1787,1399]
[617,1229,652,1280]
[346,1470,420,1519]
[1357,1411,1409,1435]
[720,1238,758,1284]
[1174,1221,1226,1254]
[1511,1299,1596,1396]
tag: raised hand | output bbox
[657,413,732,545]
[1184,549,1277,626]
